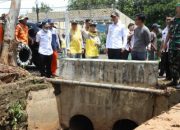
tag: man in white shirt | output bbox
[36,22,53,78]
[159,16,172,80]
[106,10,128,59]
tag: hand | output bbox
[163,43,167,51]
[105,48,108,54]
[57,48,62,53]
[96,44,100,48]
[121,48,125,53]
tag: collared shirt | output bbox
[106,21,128,49]
[36,29,53,56]
[15,23,29,44]
[162,27,169,52]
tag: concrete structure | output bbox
[49,79,180,130]
[59,59,158,87]
[48,59,180,130]
[2,59,179,130]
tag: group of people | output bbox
[67,3,180,88]
[68,19,101,59]
[15,16,60,78]
[0,3,179,87]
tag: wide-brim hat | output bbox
[18,15,28,21]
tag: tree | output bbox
[0,0,21,66]
[67,0,179,27]
[68,0,116,10]
[32,2,53,13]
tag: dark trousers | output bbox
[108,49,124,60]
[169,50,180,82]
[82,50,86,58]
[122,50,130,60]
[159,52,171,79]
[131,51,147,61]
[39,53,52,78]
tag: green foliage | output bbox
[68,0,179,27]
[8,101,24,130]
[99,33,106,54]
[32,2,53,13]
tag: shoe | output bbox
[166,81,178,86]
[52,74,58,77]
[176,84,180,89]
[165,77,172,81]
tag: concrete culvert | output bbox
[17,43,32,67]
[69,115,94,130]
[112,119,138,130]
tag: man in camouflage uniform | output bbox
[165,3,180,88]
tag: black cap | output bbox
[85,19,91,23]
[111,11,120,17]
[90,21,97,26]
[71,20,78,24]
[152,23,160,29]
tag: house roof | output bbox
[27,8,134,26]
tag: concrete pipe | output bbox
[17,43,32,67]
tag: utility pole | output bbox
[35,0,39,22]
[0,0,21,65]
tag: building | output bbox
[27,8,134,34]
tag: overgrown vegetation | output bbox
[99,33,106,54]
[0,101,27,130]
[68,0,179,27]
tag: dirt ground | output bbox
[135,103,180,130]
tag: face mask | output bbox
[43,28,48,32]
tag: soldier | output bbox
[164,3,180,88]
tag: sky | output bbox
[0,0,68,14]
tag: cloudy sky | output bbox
[0,0,68,14]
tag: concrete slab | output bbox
[59,58,159,87]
